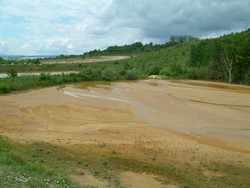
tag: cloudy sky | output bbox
[0,0,249,55]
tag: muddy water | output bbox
[62,80,250,140]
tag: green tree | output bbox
[0,57,5,64]
[125,69,138,80]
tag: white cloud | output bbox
[0,0,249,55]
[21,44,29,49]
[0,41,9,54]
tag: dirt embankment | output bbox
[0,80,250,187]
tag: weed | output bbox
[102,160,108,166]
[98,142,106,148]
[0,137,91,188]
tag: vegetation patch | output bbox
[0,137,94,188]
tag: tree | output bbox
[0,57,4,64]
[220,46,234,84]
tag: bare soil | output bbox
[0,80,250,187]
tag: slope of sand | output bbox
[0,80,250,186]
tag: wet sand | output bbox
[0,80,250,168]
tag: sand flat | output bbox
[0,80,250,167]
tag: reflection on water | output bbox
[74,81,111,90]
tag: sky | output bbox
[0,0,249,55]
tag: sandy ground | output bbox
[0,80,250,187]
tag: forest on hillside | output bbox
[83,35,196,56]
[56,29,250,85]
[189,29,250,84]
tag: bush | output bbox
[0,57,5,64]
[0,85,9,93]
[145,64,161,75]
[160,63,183,78]
[79,68,95,81]
[7,69,17,78]
[170,63,182,77]
[125,69,138,80]
[160,67,171,77]
[243,71,250,85]
[39,73,51,81]
[101,67,119,81]
[186,67,208,80]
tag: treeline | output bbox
[83,35,197,56]
[188,29,250,84]
[0,57,40,65]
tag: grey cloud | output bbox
[1,0,249,55]
[101,0,250,41]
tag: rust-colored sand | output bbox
[1,80,250,187]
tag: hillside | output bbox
[0,29,250,94]
[189,29,250,84]
[0,39,198,94]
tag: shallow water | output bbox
[61,80,250,139]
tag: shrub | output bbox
[186,67,207,80]
[39,73,51,81]
[125,69,138,80]
[243,71,250,85]
[145,64,161,75]
[0,85,9,93]
[7,69,17,78]
[170,63,182,77]
[80,68,95,81]
[101,67,119,81]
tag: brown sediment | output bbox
[0,80,250,186]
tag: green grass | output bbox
[0,137,94,188]
[0,136,250,188]
[106,156,250,188]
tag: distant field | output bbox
[40,55,130,64]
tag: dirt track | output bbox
[0,80,250,187]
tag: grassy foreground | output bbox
[0,136,249,188]
[0,137,93,188]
